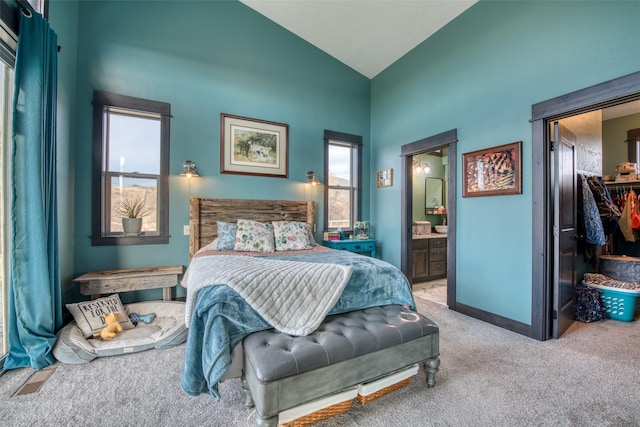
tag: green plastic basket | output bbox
[584,283,640,322]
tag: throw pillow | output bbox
[273,221,313,251]
[234,219,275,252]
[198,238,218,253]
[216,221,237,251]
[305,223,317,246]
[66,294,135,338]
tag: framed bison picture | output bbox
[220,113,289,178]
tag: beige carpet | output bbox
[1,297,639,426]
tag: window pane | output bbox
[107,113,160,174]
[109,176,158,234]
[0,59,12,357]
[328,188,351,229]
[328,144,351,185]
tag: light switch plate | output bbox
[183,225,189,235]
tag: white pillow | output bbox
[65,294,135,338]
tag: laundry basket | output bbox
[582,282,640,322]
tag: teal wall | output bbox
[370,0,640,324]
[49,0,79,303]
[49,0,370,303]
[48,0,640,326]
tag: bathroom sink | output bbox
[435,225,447,234]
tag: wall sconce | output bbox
[412,159,431,174]
[180,160,199,177]
[306,170,321,186]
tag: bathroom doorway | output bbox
[411,150,449,306]
[400,129,458,310]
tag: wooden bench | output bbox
[72,265,184,301]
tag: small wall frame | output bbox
[376,168,393,188]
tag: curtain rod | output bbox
[17,2,62,52]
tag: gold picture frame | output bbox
[376,168,393,188]
[462,141,522,197]
[220,113,289,178]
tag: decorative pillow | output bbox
[65,294,135,338]
[200,238,218,252]
[216,221,237,251]
[234,219,275,252]
[273,221,313,251]
[305,223,317,246]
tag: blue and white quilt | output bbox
[180,247,415,400]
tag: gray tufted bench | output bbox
[241,305,440,426]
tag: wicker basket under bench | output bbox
[241,305,440,427]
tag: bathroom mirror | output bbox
[425,177,443,208]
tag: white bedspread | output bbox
[184,255,353,336]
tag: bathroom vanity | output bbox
[412,236,447,282]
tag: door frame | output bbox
[531,70,640,340]
[401,129,457,309]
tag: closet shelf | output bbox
[604,180,640,186]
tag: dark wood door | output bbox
[553,122,577,338]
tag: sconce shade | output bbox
[306,170,321,185]
[181,160,199,177]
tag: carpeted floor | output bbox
[1,296,639,426]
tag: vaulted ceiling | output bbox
[240,0,478,79]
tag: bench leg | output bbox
[424,356,440,388]
[241,376,254,408]
[255,415,278,427]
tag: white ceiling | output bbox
[240,0,478,79]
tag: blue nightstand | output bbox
[322,239,377,258]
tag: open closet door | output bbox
[552,122,578,338]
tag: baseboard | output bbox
[453,302,533,339]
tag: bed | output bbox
[180,198,435,419]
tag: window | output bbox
[91,91,170,245]
[0,43,13,363]
[324,130,362,232]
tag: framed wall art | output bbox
[462,141,522,197]
[220,113,289,178]
[376,168,393,188]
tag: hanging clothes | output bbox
[632,192,640,230]
[619,190,636,242]
[579,174,606,245]
[586,176,621,236]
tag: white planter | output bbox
[122,217,143,236]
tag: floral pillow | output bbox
[234,219,275,252]
[216,221,237,251]
[273,221,313,251]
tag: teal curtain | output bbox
[3,7,61,370]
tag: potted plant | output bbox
[119,196,149,236]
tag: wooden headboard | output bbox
[189,198,316,259]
